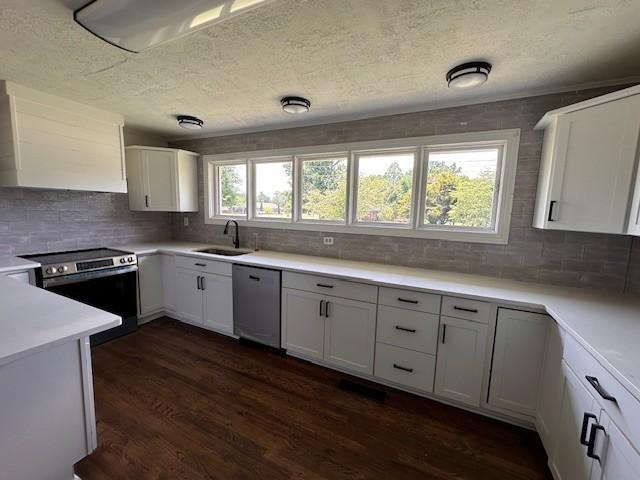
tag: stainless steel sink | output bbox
[196,247,252,256]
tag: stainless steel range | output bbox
[20,248,139,345]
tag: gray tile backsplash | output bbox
[170,85,640,294]
[0,188,170,255]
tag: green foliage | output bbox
[220,166,244,212]
[356,162,413,223]
[301,159,347,221]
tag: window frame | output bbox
[209,159,249,220]
[203,129,520,244]
[250,155,294,223]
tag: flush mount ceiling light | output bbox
[446,62,492,89]
[74,0,276,53]
[281,96,311,114]
[177,115,204,130]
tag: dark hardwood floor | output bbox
[75,318,551,480]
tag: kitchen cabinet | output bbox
[323,296,377,374]
[282,280,378,375]
[488,308,548,417]
[549,361,597,480]
[0,80,126,193]
[628,166,640,236]
[174,259,234,335]
[434,316,488,407]
[161,254,176,312]
[125,146,198,212]
[533,85,640,234]
[589,410,640,479]
[536,321,564,453]
[138,255,164,316]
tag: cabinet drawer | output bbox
[376,306,439,354]
[379,287,441,314]
[374,343,435,393]
[563,333,640,448]
[282,271,377,303]
[174,255,232,276]
[441,296,491,324]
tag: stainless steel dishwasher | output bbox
[232,264,281,348]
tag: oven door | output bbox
[43,266,138,345]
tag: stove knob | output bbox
[57,266,65,273]
[127,256,134,263]
[45,267,55,275]
[120,258,126,264]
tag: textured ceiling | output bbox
[1,0,639,139]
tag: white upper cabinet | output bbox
[125,146,198,212]
[533,85,640,234]
[0,81,126,192]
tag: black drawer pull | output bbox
[453,306,478,313]
[194,263,207,267]
[580,412,597,446]
[587,424,605,463]
[586,376,617,402]
[393,364,414,373]
[316,283,334,289]
[249,275,260,281]
[395,326,417,333]
[397,297,418,304]
[548,200,557,222]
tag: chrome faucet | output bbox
[223,220,240,249]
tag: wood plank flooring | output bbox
[75,318,551,480]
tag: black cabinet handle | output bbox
[195,263,206,267]
[319,299,324,317]
[393,364,414,373]
[249,275,260,281]
[442,324,447,344]
[196,276,201,290]
[325,301,330,318]
[587,424,605,463]
[316,283,334,289]
[397,297,418,304]
[580,412,597,446]
[586,376,617,402]
[395,326,417,333]
[200,276,206,291]
[453,306,478,313]
[548,200,557,222]
[145,195,149,208]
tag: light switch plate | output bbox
[323,237,334,245]
[183,217,189,226]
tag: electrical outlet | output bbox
[323,236,334,245]
[183,217,189,226]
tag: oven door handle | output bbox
[42,265,138,288]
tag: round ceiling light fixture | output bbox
[446,62,492,89]
[281,96,311,114]
[177,115,204,130]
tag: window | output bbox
[422,147,501,230]
[354,150,415,225]
[253,158,293,220]
[204,129,519,244]
[216,162,246,216]
[299,154,347,223]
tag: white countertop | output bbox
[0,255,40,274]
[121,240,640,403]
[0,276,121,367]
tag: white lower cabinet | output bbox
[374,343,436,392]
[550,361,597,480]
[282,286,377,374]
[323,296,377,374]
[536,321,564,452]
[161,255,176,312]
[488,308,549,416]
[175,268,204,324]
[590,410,640,479]
[138,255,164,316]
[202,272,234,335]
[434,316,487,407]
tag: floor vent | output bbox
[337,379,386,402]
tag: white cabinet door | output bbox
[323,296,377,375]
[536,321,564,454]
[202,273,233,335]
[489,309,549,416]
[628,166,640,236]
[590,411,640,480]
[434,316,487,407]
[161,254,176,312]
[550,362,597,480]
[282,288,325,361]
[174,268,203,324]
[138,255,163,316]
[545,95,640,233]
[125,148,146,211]
[144,149,176,211]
